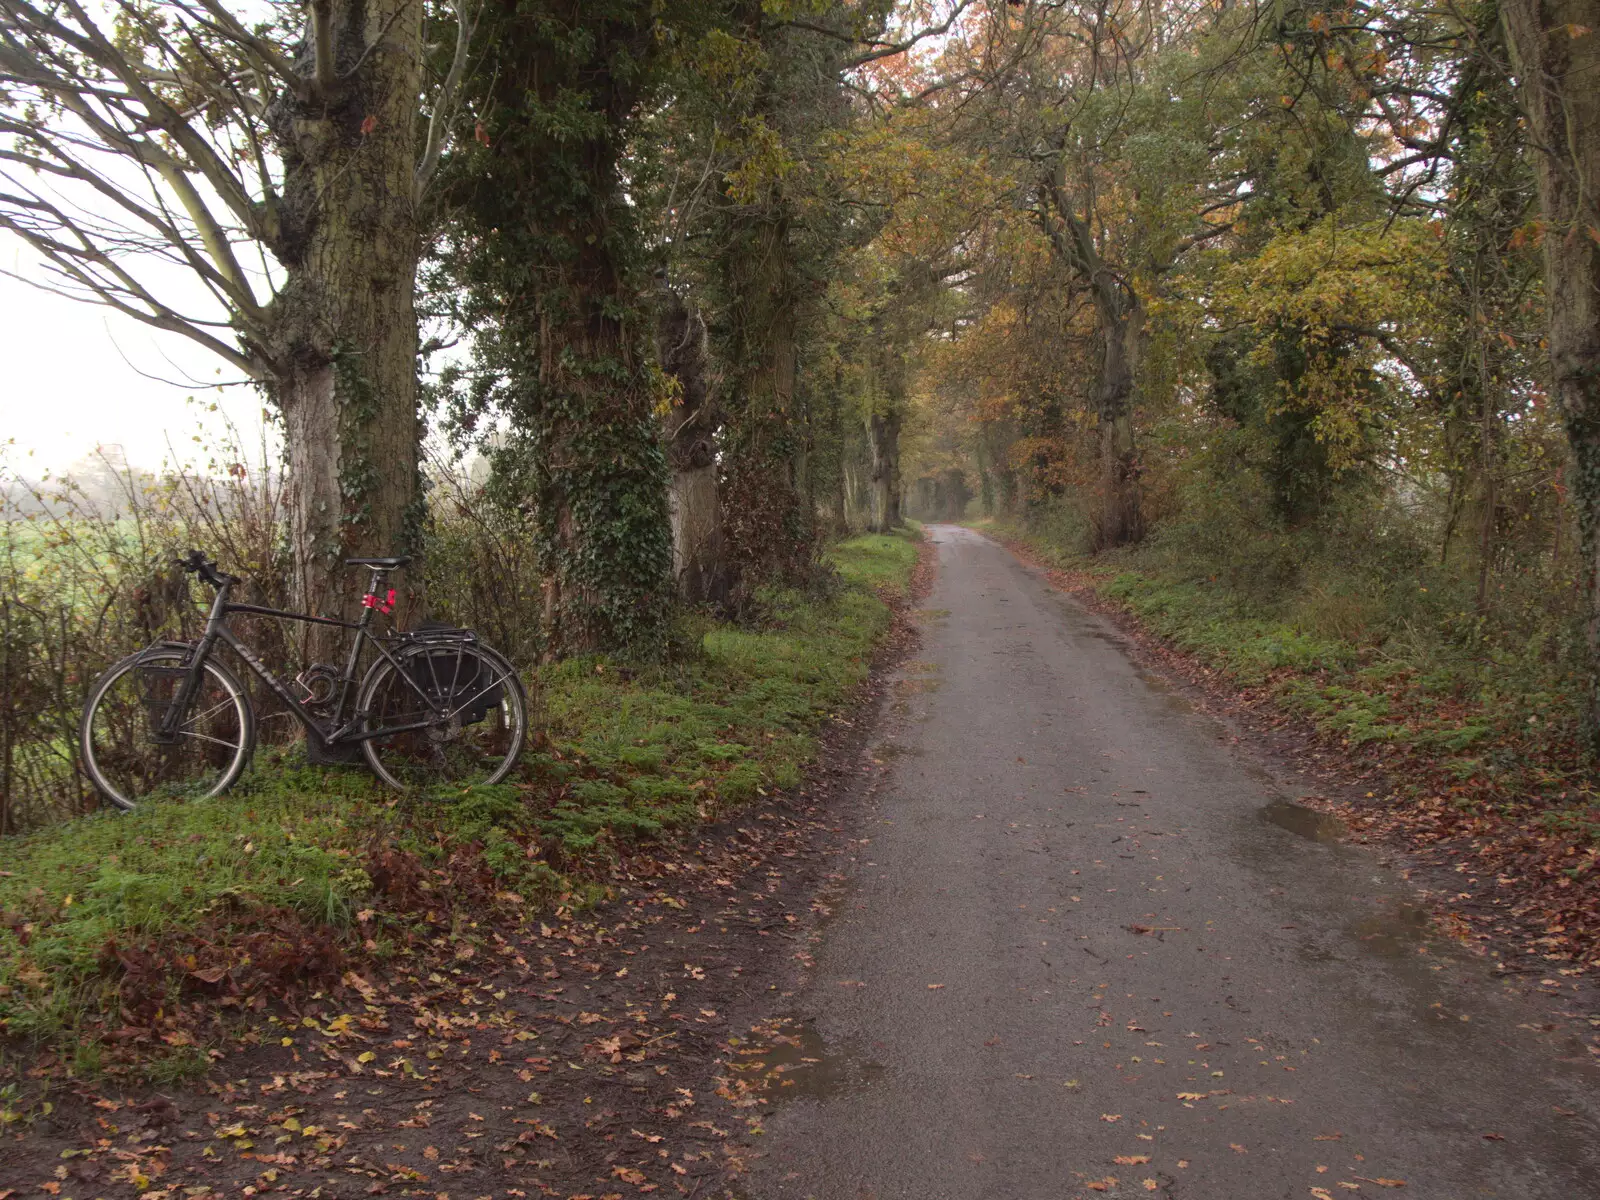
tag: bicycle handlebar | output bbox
[180,549,238,588]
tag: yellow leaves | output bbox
[1196,215,1449,471]
[1144,1181,1159,1192]
[1100,1113,1122,1122]
[1114,1154,1151,1165]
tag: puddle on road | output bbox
[871,739,921,760]
[1349,904,1432,957]
[1134,667,1198,714]
[733,1021,886,1104]
[1261,798,1346,843]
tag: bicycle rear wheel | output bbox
[359,640,526,792]
[80,647,255,810]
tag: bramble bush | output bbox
[0,434,547,833]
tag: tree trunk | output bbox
[1093,298,1144,550]
[452,9,674,659]
[1500,0,1600,744]
[658,292,728,605]
[270,0,423,643]
[719,200,815,591]
[868,409,902,533]
[534,312,671,657]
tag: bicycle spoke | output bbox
[183,695,237,728]
[362,644,525,792]
[177,728,245,750]
[83,651,251,808]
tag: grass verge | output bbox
[0,531,920,1080]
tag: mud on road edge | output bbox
[0,534,937,1200]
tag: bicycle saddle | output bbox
[345,556,412,569]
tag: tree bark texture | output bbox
[1095,300,1144,550]
[658,291,728,605]
[455,4,673,658]
[1500,1,1600,743]
[1041,166,1146,549]
[268,0,423,639]
[719,201,816,594]
[868,409,902,534]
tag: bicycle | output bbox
[79,550,528,809]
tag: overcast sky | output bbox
[1,236,276,475]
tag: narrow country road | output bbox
[747,526,1600,1200]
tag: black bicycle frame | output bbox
[157,572,477,746]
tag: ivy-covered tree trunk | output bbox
[1500,0,1600,744]
[268,0,423,633]
[719,202,816,592]
[531,314,670,657]
[449,2,673,658]
[658,292,728,605]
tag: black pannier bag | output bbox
[404,624,502,725]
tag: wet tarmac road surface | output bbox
[747,525,1600,1200]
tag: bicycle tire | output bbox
[358,639,527,792]
[80,646,256,811]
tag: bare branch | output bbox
[416,0,477,202]
[309,0,336,98]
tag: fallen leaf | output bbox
[1312,1189,1336,1200]
[1144,1182,1159,1193]
[1114,1155,1152,1165]
[1230,1143,1248,1154]
[1100,1114,1122,1122]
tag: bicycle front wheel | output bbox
[80,647,256,810]
[359,640,527,792]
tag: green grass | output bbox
[0,531,920,1065]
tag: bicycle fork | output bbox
[153,578,234,742]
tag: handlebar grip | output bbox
[180,550,233,587]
